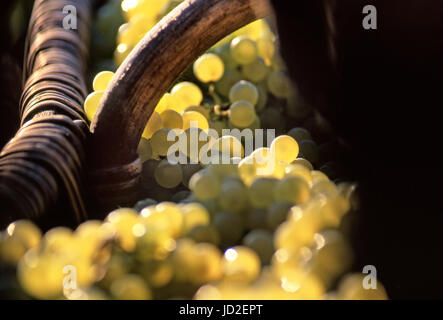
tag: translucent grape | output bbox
[267,70,292,99]
[274,177,310,204]
[155,93,180,114]
[215,43,238,69]
[292,158,314,170]
[106,208,140,252]
[142,111,163,139]
[242,57,269,83]
[182,111,209,131]
[213,212,244,246]
[215,68,242,97]
[229,101,256,128]
[187,225,220,246]
[211,135,244,159]
[249,177,278,208]
[255,82,268,111]
[150,128,177,157]
[160,109,183,130]
[193,53,225,83]
[337,274,388,300]
[154,160,183,189]
[171,82,203,111]
[267,201,293,231]
[219,179,249,214]
[222,246,261,283]
[229,80,259,106]
[189,170,220,201]
[230,35,258,65]
[285,164,313,186]
[243,229,274,264]
[181,163,202,187]
[257,37,275,65]
[93,71,114,91]
[184,106,210,120]
[271,135,300,164]
[137,138,153,163]
[84,91,103,121]
[181,203,211,234]
[110,274,152,300]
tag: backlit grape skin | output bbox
[194,53,225,83]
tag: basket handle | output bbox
[88,0,272,211]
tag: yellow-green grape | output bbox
[137,138,153,162]
[256,82,268,111]
[215,42,239,69]
[114,43,132,66]
[6,220,42,251]
[249,177,278,208]
[257,37,275,65]
[189,170,220,201]
[142,111,163,139]
[169,238,198,282]
[242,57,269,83]
[137,260,173,289]
[117,23,139,47]
[93,71,114,91]
[121,0,167,21]
[230,35,258,65]
[271,135,300,164]
[238,156,257,186]
[134,224,176,261]
[229,80,259,106]
[182,111,209,131]
[311,180,338,197]
[171,82,203,111]
[215,68,242,97]
[266,201,293,231]
[181,163,202,187]
[187,225,220,246]
[274,177,310,204]
[222,246,261,283]
[84,91,103,121]
[150,128,177,157]
[245,208,268,230]
[211,135,244,158]
[42,227,74,253]
[155,93,180,114]
[285,164,313,186]
[247,115,262,131]
[0,232,28,265]
[184,105,210,120]
[219,178,249,214]
[181,203,211,234]
[229,101,256,128]
[191,243,223,284]
[243,229,274,265]
[141,202,183,238]
[337,273,388,300]
[209,119,227,137]
[110,274,152,300]
[160,109,183,130]
[267,70,292,99]
[17,249,65,299]
[250,147,273,176]
[207,162,239,180]
[213,211,244,246]
[180,128,213,163]
[154,160,183,189]
[194,53,225,83]
[299,139,320,165]
[106,208,140,252]
[309,231,353,287]
[274,213,319,251]
[288,127,312,143]
[292,158,314,170]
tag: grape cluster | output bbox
[0,0,389,300]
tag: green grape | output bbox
[160,109,183,130]
[187,225,220,246]
[155,93,180,114]
[6,220,42,251]
[137,260,173,289]
[284,164,313,186]
[181,163,202,187]
[311,180,338,197]
[229,80,259,106]
[242,57,269,83]
[84,91,103,121]
[189,170,220,201]
[179,128,212,163]
[193,53,225,83]
[154,160,183,189]
[184,106,210,120]
[211,135,244,158]
[287,127,312,143]
[106,208,140,252]
[255,82,268,111]
[271,135,300,164]
[215,43,238,69]
[257,37,275,65]
[299,139,320,165]
[150,128,177,157]
[137,138,153,162]
[245,208,269,230]
[266,201,293,231]
[242,229,274,264]
[110,274,152,300]
[93,71,114,91]
[267,70,292,99]
[213,212,244,246]
[114,43,132,66]
[229,101,256,128]
[230,35,258,65]
[134,198,158,212]
[171,82,203,111]
[222,246,261,283]
[182,111,209,131]
[207,162,239,179]
[274,177,310,204]
[142,111,163,139]
[218,178,249,214]
[238,156,257,186]
[292,158,314,170]
[215,68,242,97]
[249,177,279,208]
[311,170,330,184]
[181,203,211,233]
[191,243,223,284]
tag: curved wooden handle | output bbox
[88,0,272,210]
